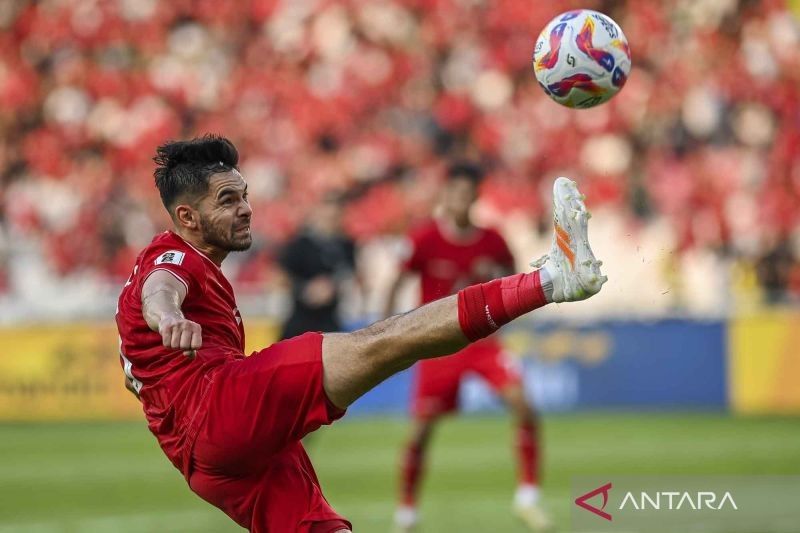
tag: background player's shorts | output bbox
[187,332,351,532]
[411,338,521,420]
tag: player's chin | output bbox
[231,238,252,251]
[229,233,253,251]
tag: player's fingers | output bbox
[190,326,202,349]
[159,323,174,347]
[169,325,182,349]
[179,328,193,350]
[183,324,202,358]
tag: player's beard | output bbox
[199,214,252,252]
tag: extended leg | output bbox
[322,178,607,410]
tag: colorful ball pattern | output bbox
[533,10,631,109]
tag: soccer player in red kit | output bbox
[116,135,606,533]
[385,163,551,531]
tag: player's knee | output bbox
[518,404,537,424]
[410,419,436,446]
[515,400,540,426]
[504,388,535,422]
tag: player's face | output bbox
[442,177,478,223]
[312,200,343,236]
[197,170,253,252]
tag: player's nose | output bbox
[238,200,253,219]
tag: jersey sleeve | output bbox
[400,230,425,273]
[141,248,206,296]
[489,230,515,270]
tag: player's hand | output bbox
[158,313,202,358]
[303,276,336,307]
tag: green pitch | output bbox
[1,414,798,532]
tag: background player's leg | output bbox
[396,418,437,531]
[498,385,553,531]
[498,385,540,490]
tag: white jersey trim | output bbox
[119,338,143,394]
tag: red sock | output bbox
[517,420,540,485]
[457,271,548,342]
[400,441,424,506]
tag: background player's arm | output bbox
[383,271,414,318]
[141,270,202,358]
[323,294,467,409]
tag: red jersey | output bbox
[402,220,515,303]
[116,231,245,475]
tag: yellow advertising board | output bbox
[729,309,800,414]
[0,320,279,421]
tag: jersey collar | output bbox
[435,218,482,246]
[168,231,223,272]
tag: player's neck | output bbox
[172,229,228,266]
[437,217,478,243]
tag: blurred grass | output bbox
[0,413,798,532]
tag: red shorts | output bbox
[187,332,351,533]
[412,338,521,419]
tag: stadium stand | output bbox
[0,0,798,316]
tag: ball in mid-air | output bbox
[533,10,631,109]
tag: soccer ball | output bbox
[533,10,631,109]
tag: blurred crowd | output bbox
[0,0,799,315]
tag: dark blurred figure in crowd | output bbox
[756,237,800,304]
[278,193,359,339]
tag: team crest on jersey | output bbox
[155,250,186,266]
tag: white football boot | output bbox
[513,485,555,531]
[531,177,607,302]
[514,502,555,532]
[393,505,418,532]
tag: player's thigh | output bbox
[190,442,351,532]
[188,468,256,530]
[194,332,344,474]
[255,444,352,532]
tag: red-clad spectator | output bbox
[0,0,797,303]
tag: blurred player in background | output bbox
[386,163,552,531]
[116,135,605,532]
[278,193,359,340]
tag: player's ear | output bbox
[174,204,198,230]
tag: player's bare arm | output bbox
[383,271,413,319]
[141,269,202,358]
